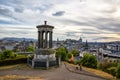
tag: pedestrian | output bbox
[80,64,82,71]
[76,64,79,70]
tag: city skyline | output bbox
[0,0,120,42]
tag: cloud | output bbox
[94,37,120,41]
[65,32,77,37]
[90,17,120,33]
[80,29,101,34]
[0,6,12,17]
[14,7,24,13]
[0,20,12,24]
[0,0,120,42]
[52,11,65,16]
[0,24,36,39]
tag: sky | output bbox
[0,0,120,42]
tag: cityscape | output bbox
[0,36,120,61]
[0,0,120,80]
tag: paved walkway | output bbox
[0,63,106,80]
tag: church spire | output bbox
[85,40,88,47]
[79,36,82,43]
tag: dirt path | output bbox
[0,63,106,80]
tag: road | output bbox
[0,63,106,80]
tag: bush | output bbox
[0,50,16,60]
[3,50,12,58]
[0,57,27,66]
[80,53,97,68]
[26,46,34,52]
[97,62,118,72]
[98,62,111,72]
[107,67,116,76]
[97,61,120,78]
[0,53,5,60]
[116,64,120,78]
[10,53,16,59]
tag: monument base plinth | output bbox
[27,48,60,69]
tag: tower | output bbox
[79,37,82,43]
[85,40,88,50]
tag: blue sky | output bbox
[0,0,120,42]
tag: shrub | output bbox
[116,64,120,78]
[80,53,97,68]
[0,52,5,60]
[2,50,15,59]
[0,57,27,66]
[97,62,118,72]
[98,62,111,72]
[10,53,16,59]
[107,67,116,76]
[26,46,34,52]
[3,50,11,58]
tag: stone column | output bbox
[40,31,43,48]
[32,60,34,68]
[45,31,48,48]
[46,59,49,69]
[27,57,29,65]
[57,57,61,67]
[49,31,52,48]
[38,31,40,48]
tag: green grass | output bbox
[16,54,27,58]
[0,75,43,80]
[82,67,116,80]
[3,54,27,61]
[0,54,27,66]
[67,62,120,80]
[0,64,32,70]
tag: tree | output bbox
[80,53,97,68]
[3,50,14,58]
[0,52,5,60]
[26,46,34,53]
[56,46,68,61]
[71,49,79,56]
[0,50,16,60]
[67,52,72,59]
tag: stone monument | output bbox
[28,21,60,69]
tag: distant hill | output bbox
[0,37,37,42]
